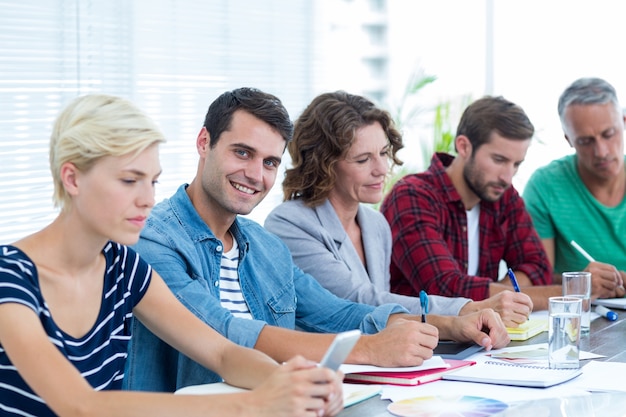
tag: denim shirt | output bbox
[124,184,408,392]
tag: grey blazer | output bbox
[265,199,471,315]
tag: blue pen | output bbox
[419,290,429,323]
[595,305,618,321]
[507,268,521,292]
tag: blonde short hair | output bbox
[49,94,166,209]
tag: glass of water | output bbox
[548,296,582,369]
[562,271,591,334]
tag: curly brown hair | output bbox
[282,91,403,206]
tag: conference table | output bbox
[338,308,626,416]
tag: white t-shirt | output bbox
[466,204,480,275]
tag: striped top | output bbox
[218,238,252,319]
[0,242,152,417]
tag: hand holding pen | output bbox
[570,240,625,298]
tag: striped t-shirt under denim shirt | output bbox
[0,242,151,417]
[219,236,252,319]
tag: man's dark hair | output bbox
[203,87,293,147]
[456,96,534,152]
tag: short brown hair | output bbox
[456,96,534,153]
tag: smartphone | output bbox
[433,341,484,360]
[319,329,361,371]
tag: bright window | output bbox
[0,0,312,244]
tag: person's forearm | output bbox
[219,344,280,389]
[253,325,336,363]
[524,285,562,310]
[74,390,254,417]
[458,300,480,316]
[254,326,389,366]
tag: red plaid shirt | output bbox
[380,153,552,301]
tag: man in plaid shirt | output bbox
[381,96,559,311]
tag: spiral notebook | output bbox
[441,361,582,388]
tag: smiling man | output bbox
[523,78,626,299]
[124,88,510,393]
[381,96,559,311]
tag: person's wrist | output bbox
[459,301,480,316]
[425,314,454,340]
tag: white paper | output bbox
[568,361,626,392]
[339,355,448,374]
[592,298,626,310]
[381,379,591,404]
[175,381,382,407]
[484,342,605,366]
[382,352,614,405]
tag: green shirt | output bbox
[523,154,626,274]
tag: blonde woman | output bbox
[0,94,342,417]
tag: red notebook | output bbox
[343,359,475,386]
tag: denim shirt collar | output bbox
[169,184,250,256]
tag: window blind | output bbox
[0,0,312,244]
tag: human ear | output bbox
[60,162,80,197]
[456,135,472,158]
[196,127,210,157]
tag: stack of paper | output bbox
[340,357,475,386]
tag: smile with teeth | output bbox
[232,181,256,194]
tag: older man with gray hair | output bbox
[524,77,626,299]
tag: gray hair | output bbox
[557,77,621,126]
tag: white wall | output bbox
[386,0,626,190]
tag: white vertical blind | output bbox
[0,0,133,242]
[0,0,312,244]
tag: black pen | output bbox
[419,290,429,323]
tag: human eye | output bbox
[603,129,616,140]
[264,159,279,169]
[234,148,250,158]
[576,137,593,146]
[121,178,137,185]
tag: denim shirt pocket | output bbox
[266,280,297,327]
